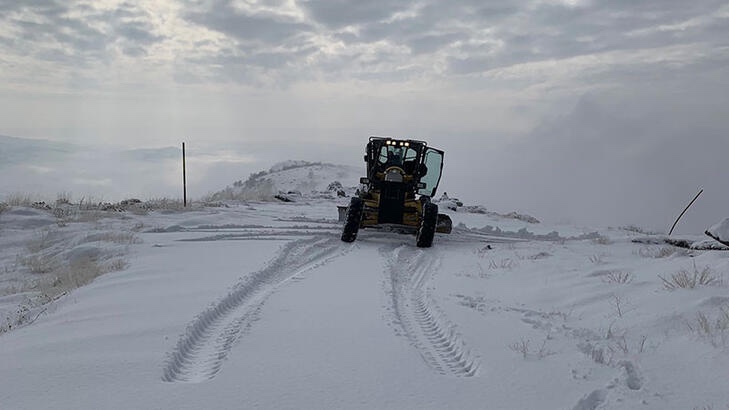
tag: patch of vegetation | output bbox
[509,337,555,360]
[659,262,722,290]
[688,306,729,348]
[602,271,632,284]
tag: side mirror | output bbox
[360,177,370,185]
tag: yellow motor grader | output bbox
[341,137,452,247]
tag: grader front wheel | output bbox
[341,197,364,243]
[416,202,438,248]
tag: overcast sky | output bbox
[1,0,728,232]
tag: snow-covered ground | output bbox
[1,165,728,409]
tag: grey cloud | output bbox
[300,0,413,28]
[310,0,726,80]
[407,33,465,54]
[122,46,148,58]
[354,66,420,82]
[1,0,165,70]
[321,3,469,58]
[3,0,728,104]
[177,53,298,86]
[252,47,318,69]
[0,0,64,16]
[442,0,729,76]
[185,1,312,44]
[447,56,492,75]
[469,3,520,20]
[355,17,436,44]
[183,41,318,83]
[116,21,164,45]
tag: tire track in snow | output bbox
[384,246,480,377]
[178,226,340,242]
[162,236,348,383]
[163,224,528,244]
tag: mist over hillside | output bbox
[2,131,727,234]
[0,135,74,165]
[0,135,266,202]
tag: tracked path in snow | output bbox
[154,219,529,245]
[384,246,480,377]
[162,236,349,383]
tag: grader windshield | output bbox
[365,137,444,198]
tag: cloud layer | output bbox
[2,0,727,91]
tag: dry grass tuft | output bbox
[688,306,729,348]
[55,192,72,205]
[104,258,129,272]
[25,229,60,253]
[509,337,555,359]
[489,258,517,270]
[144,197,186,211]
[602,271,632,284]
[45,256,130,295]
[5,193,38,207]
[52,256,103,289]
[659,262,721,290]
[18,254,59,274]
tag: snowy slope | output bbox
[2,176,729,409]
[208,161,361,201]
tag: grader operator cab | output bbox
[341,137,452,247]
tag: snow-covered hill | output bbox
[1,163,729,409]
[208,160,361,201]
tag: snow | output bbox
[707,218,729,243]
[2,166,729,409]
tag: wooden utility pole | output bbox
[182,142,187,207]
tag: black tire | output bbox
[416,202,438,248]
[341,197,364,243]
